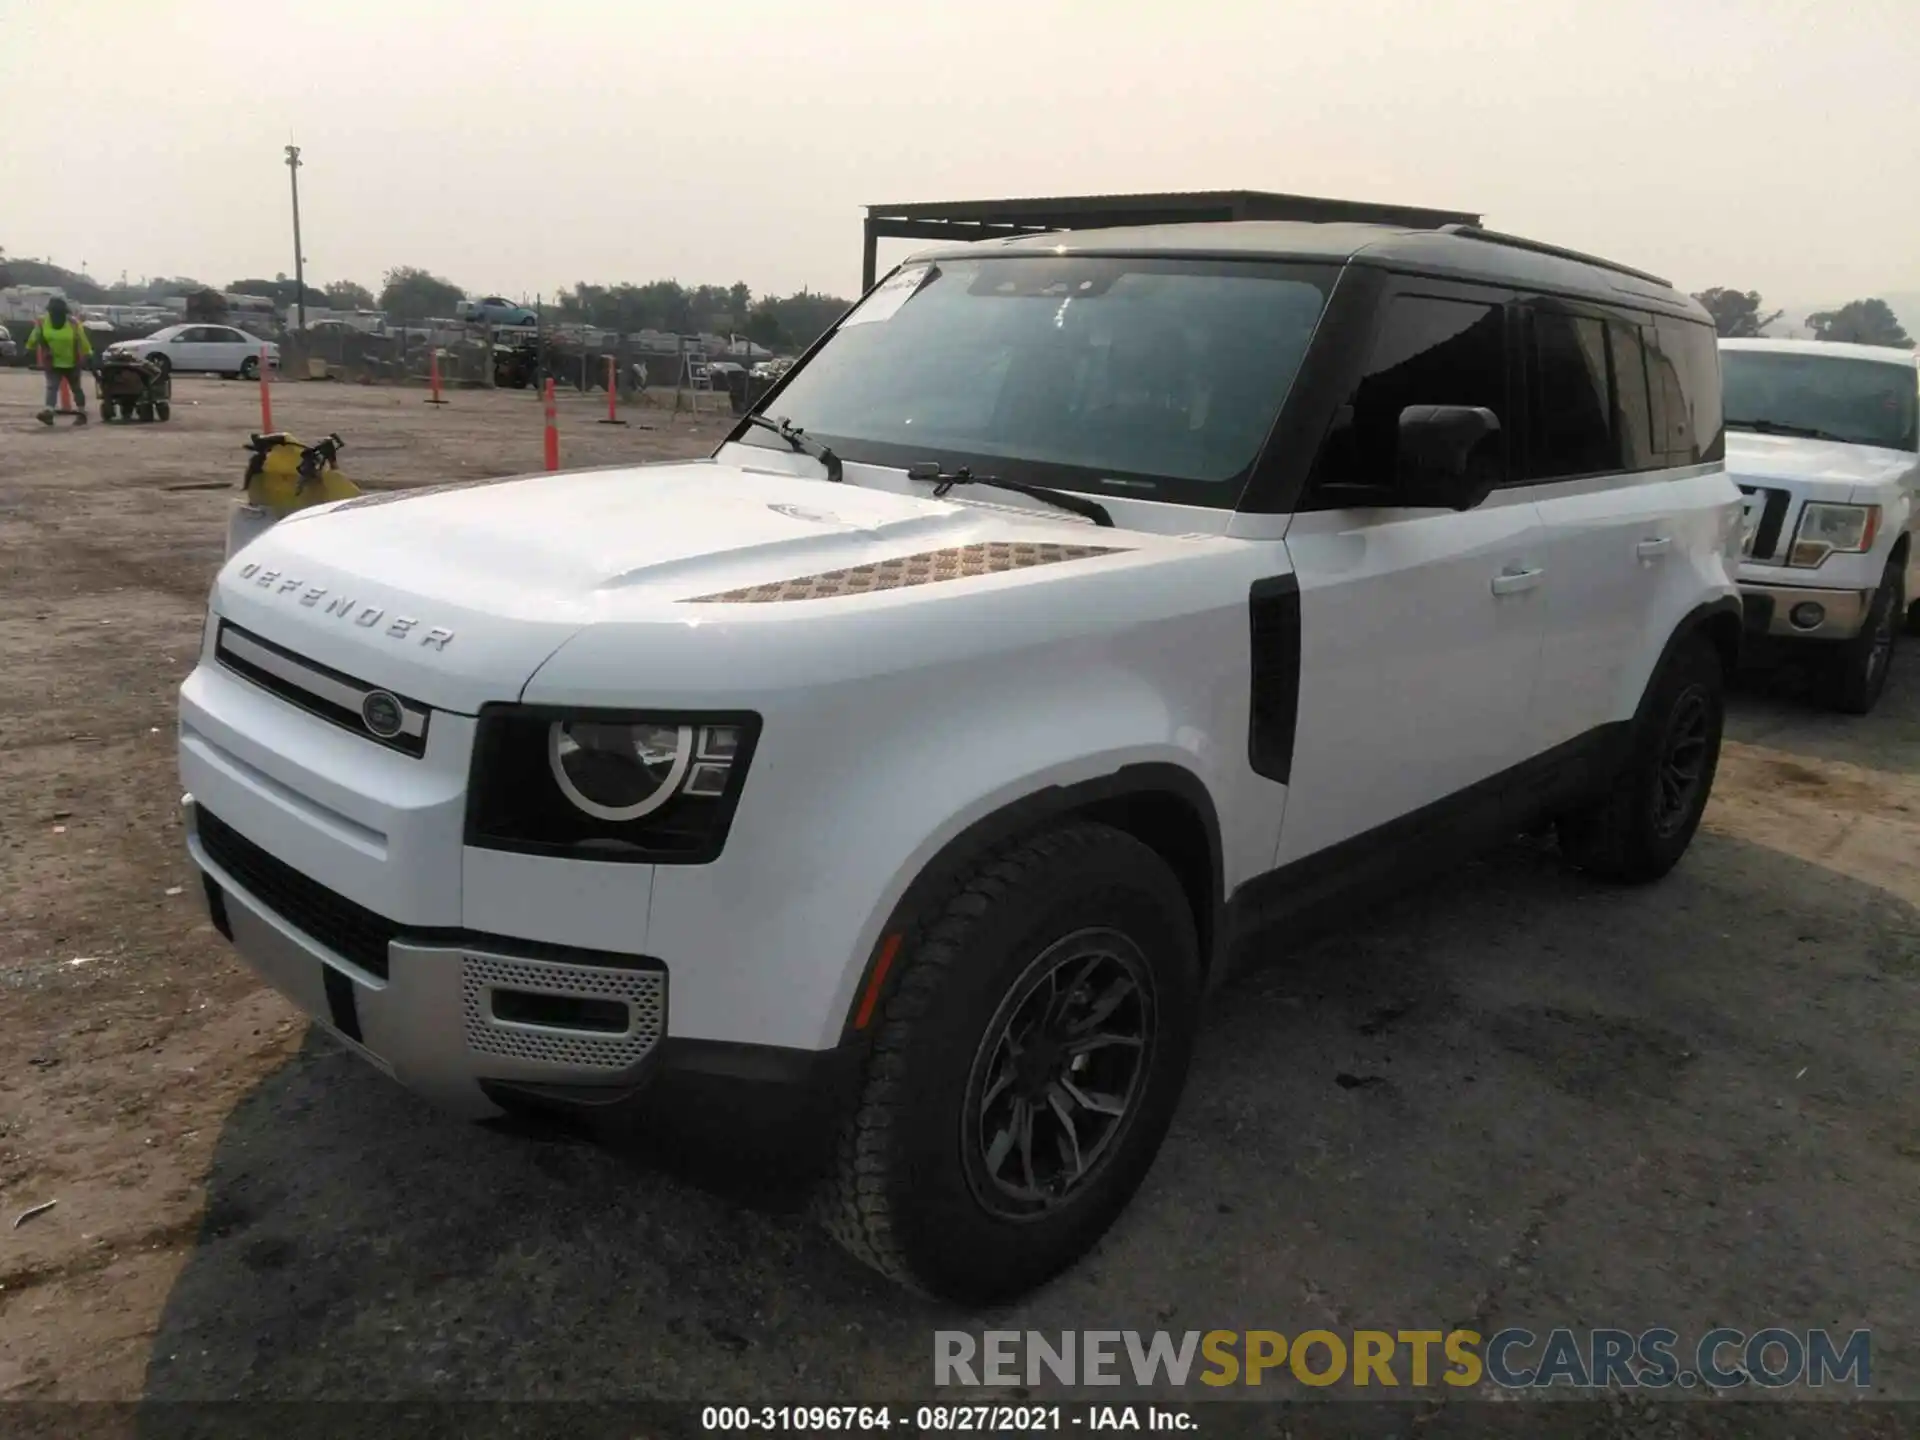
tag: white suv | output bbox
[177,219,1742,1302]
[1721,338,1919,713]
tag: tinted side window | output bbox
[1646,319,1726,464]
[1307,294,1508,496]
[1526,308,1616,479]
[1644,323,1689,461]
[1606,319,1657,470]
[1661,319,1725,463]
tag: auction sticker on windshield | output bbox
[842,265,934,326]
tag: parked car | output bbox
[177,218,1740,1305]
[106,324,279,380]
[1721,338,1920,713]
[0,329,18,365]
[459,296,537,327]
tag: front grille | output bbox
[461,954,666,1072]
[1737,485,1792,564]
[216,622,430,758]
[196,808,396,978]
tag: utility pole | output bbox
[285,144,307,331]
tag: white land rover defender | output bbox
[179,219,1743,1302]
[1721,338,1920,714]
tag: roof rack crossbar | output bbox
[1438,224,1671,289]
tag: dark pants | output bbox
[43,366,87,412]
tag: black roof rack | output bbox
[1438,224,1671,289]
[861,190,1482,289]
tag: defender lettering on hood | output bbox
[236,560,456,649]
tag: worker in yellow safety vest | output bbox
[24,296,94,425]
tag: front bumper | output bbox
[1738,582,1875,642]
[187,796,862,1153]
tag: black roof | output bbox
[898,219,1703,320]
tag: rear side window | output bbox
[1646,319,1726,464]
[1306,294,1509,496]
[1527,309,1615,478]
[1607,319,1658,469]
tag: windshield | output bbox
[1722,348,1918,452]
[742,255,1335,507]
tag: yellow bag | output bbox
[242,432,361,518]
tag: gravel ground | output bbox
[0,367,1915,1437]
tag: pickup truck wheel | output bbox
[1558,635,1724,884]
[1825,567,1901,715]
[821,822,1200,1303]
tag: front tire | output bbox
[821,822,1201,1303]
[240,356,260,381]
[1825,566,1901,715]
[1559,635,1725,884]
[146,353,170,377]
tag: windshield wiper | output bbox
[905,462,1113,528]
[743,413,842,483]
[1728,418,1852,444]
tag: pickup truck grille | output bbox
[1737,485,1793,564]
[197,807,397,979]
[215,622,430,758]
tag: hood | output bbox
[1725,430,1917,498]
[211,459,1127,713]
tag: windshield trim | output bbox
[730,255,1342,512]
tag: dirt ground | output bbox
[1,367,1917,1429]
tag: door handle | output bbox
[1636,536,1674,560]
[1491,566,1545,596]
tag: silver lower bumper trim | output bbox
[186,801,668,1120]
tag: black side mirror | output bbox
[1395,405,1503,511]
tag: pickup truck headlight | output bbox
[467,706,759,863]
[1789,503,1880,568]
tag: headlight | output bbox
[468,707,759,863]
[548,720,692,820]
[1789,503,1879,568]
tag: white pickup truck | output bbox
[1722,338,1920,713]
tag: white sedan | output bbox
[107,324,279,379]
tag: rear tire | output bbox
[1824,567,1901,715]
[820,822,1201,1303]
[1558,635,1725,884]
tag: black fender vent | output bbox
[1248,575,1301,783]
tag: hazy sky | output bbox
[3,0,1916,311]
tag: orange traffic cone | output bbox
[597,354,626,426]
[543,379,560,471]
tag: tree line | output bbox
[0,250,855,354]
[1691,288,1911,346]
